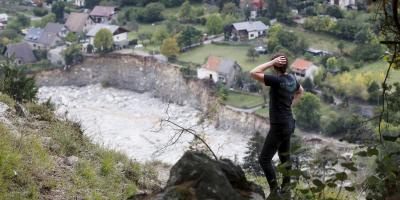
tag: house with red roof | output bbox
[290,58,318,80]
[197,56,241,87]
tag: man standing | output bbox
[250,54,304,199]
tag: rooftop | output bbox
[86,24,124,37]
[65,12,89,33]
[90,6,115,17]
[203,56,237,74]
[6,42,37,64]
[290,58,315,71]
[232,21,269,32]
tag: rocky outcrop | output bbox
[129,151,265,200]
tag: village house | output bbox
[25,23,68,50]
[0,13,8,24]
[74,0,85,7]
[65,12,91,33]
[240,0,265,10]
[5,42,37,65]
[230,21,269,41]
[86,24,129,49]
[197,56,242,87]
[329,0,356,9]
[305,48,333,56]
[89,6,116,24]
[290,58,318,80]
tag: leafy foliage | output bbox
[94,28,114,53]
[0,62,37,103]
[293,92,321,130]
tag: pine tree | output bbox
[242,131,265,176]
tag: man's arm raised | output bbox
[250,56,287,83]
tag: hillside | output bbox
[0,93,166,199]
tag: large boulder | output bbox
[130,151,265,200]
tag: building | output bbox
[305,48,333,56]
[65,12,91,33]
[89,6,116,24]
[24,23,68,50]
[197,56,241,87]
[5,42,37,65]
[0,13,8,23]
[230,21,269,41]
[290,58,318,80]
[240,0,266,10]
[329,0,356,9]
[74,0,85,7]
[86,24,129,49]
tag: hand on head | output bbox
[273,56,287,67]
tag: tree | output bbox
[137,3,165,23]
[242,131,265,176]
[16,14,30,28]
[302,77,313,91]
[326,5,343,18]
[94,28,114,53]
[0,62,38,102]
[152,27,169,45]
[63,44,83,66]
[160,37,180,59]
[293,92,321,130]
[35,14,56,28]
[65,32,78,43]
[33,7,48,17]
[51,1,65,23]
[177,26,202,48]
[206,14,223,35]
[354,27,374,44]
[368,81,381,104]
[246,48,259,61]
[178,1,193,22]
[326,57,338,72]
[222,2,237,16]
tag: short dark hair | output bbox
[270,53,288,73]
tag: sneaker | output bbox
[266,188,283,200]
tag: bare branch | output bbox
[152,103,219,160]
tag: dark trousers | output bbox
[259,119,295,190]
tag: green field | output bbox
[255,107,268,118]
[225,91,264,108]
[178,44,269,71]
[283,24,356,53]
[350,60,400,84]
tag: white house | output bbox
[197,56,241,87]
[86,24,129,49]
[0,13,8,23]
[290,58,318,80]
[230,21,269,41]
[74,0,85,7]
[329,0,356,9]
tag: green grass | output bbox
[0,93,161,199]
[283,24,356,53]
[255,107,268,118]
[349,60,400,84]
[225,91,264,108]
[178,44,269,71]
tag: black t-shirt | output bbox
[264,73,300,123]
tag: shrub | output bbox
[25,102,54,121]
[33,7,48,17]
[0,62,38,102]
